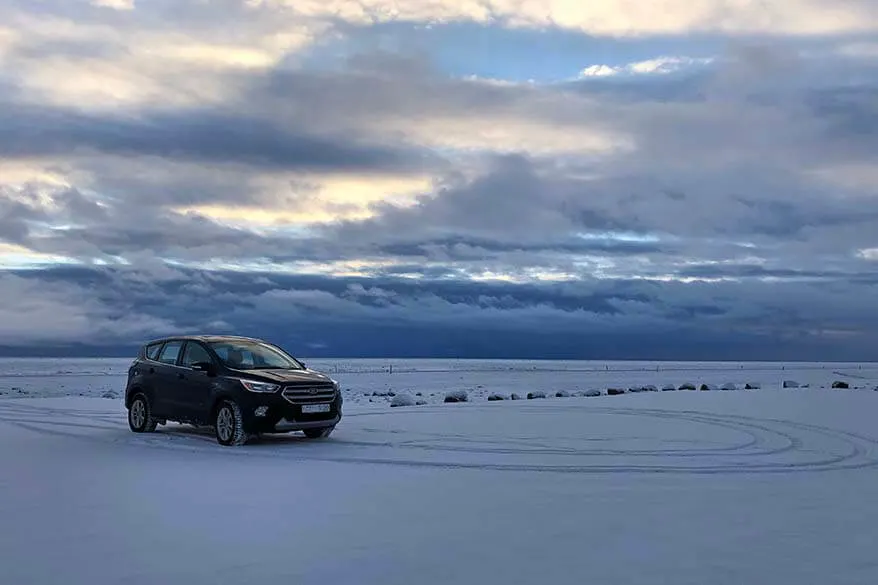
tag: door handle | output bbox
[149,367,155,374]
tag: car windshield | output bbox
[208,340,303,370]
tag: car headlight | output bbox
[238,379,280,393]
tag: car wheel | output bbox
[128,394,158,433]
[214,401,249,446]
[303,426,334,439]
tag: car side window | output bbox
[145,343,163,361]
[180,342,213,367]
[156,341,183,365]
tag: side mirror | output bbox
[191,362,216,375]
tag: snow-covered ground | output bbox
[3,364,878,584]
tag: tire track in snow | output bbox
[1,401,877,475]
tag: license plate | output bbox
[302,403,331,414]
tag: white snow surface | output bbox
[3,359,878,584]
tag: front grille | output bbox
[282,382,336,404]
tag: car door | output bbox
[152,340,185,417]
[133,341,164,401]
[178,341,216,423]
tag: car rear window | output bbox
[145,343,163,361]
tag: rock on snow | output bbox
[444,390,469,403]
[390,394,416,407]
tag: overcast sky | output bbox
[1,0,877,359]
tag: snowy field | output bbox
[2,357,878,403]
[3,359,878,584]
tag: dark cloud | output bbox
[676,263,878,284]
[806,87,878,162]
[0,101,436,174]
[2,265,878,360]
[327,155,637,247]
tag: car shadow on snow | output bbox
[156,423,322,447]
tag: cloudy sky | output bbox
[1,0,877,359]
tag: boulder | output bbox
[510,393,522,400]
[487,393,507,401]
[661,384,677,391]
[721,383,737,391]
[643,385,659,392]
[745,383,761,390]
[390,393,416,408]
[783,380,800,388]
[832,381,850,389]
[700,384,717,391]
[679,383,696,391]
[555,391,571,398]
[527,391,547,400]
[607,388,626,396]
[444,390,469,403]
[584,389,602,397]
[628,387,644,393]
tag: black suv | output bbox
[124,335,342,446]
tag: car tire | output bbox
[303,426,334,439]
[128,394,158,433]
[214,401,249,446]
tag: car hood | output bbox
[230,368,332,384]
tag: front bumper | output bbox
[272,414,341,433]
[240,391,343,434]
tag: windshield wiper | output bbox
[249,365,298,370]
